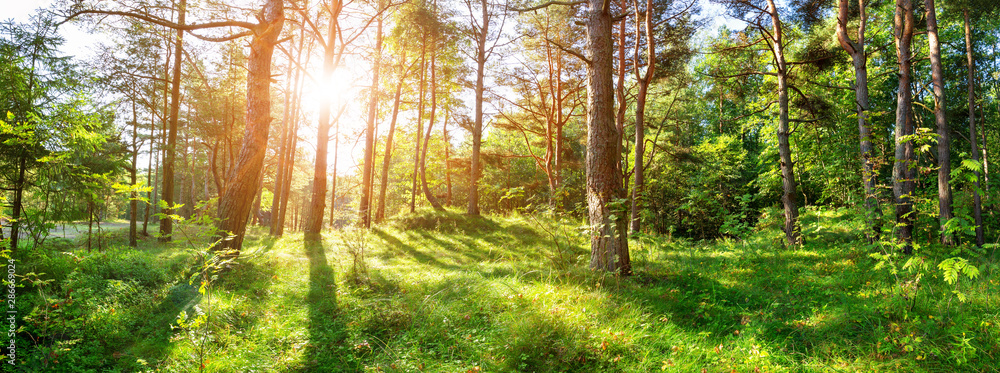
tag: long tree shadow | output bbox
[373,229,458,270]
[300,237,347,372]
[132,236,281,365]
[129,281,202,361]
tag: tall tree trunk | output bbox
[411,43,427,213]
[964,8,984,247]
[543,29,557,206]
[376,63,407,223]
[273,15,307,236]
[926,0,953,245]
[291,195,298,231]
[329,110,341,227]
[209,140,223,196]
[586,0,630,275]
[767,0,801,246]
[155,48,170,223]
[893,0,916,254]
[305,0,343,238]
[279,116,299,233]
[554,52,565,194]
[8,156,27,252]
[182,124,195,219]
[203,160,210,213]
[86,201,93,252]
[160,0,186,242]
[615,0,628,169]
[129,97,139,247]
[629,0,654,234]
[836,0,881,241]
[982,122,990,191]
[214,0,284,253]
[421,49,443,211]
[143,110,154,237]
[443,112,453,205]
[278,44,308,235]
[468,0,488,216]
[360,5,384,227]
[252,167,265,226]
[270,57,294,235]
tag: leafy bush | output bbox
[391,208,500,234]
[16,245,192,372]
[70,249,172,288]
[645,134,760,238]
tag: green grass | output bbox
[11,208,1000,372]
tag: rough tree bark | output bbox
[411,42,427,213]
[270,35,297,235]
[329,110,342,228]
[277,40,309,235]
[836,0,881,241]
[376,52,408,223]
[964,8,984,247]
[467,0,489,216]
[305,0,344,238]
[893,0,916,254]
[766,0,801,246]
[142,108,155,237]
[420,45,444,211]
[629,0,655,234]
[278,110,299,232]
[129,97,139,247]
[359,3,384,227]
[585,0,630,275]
[614,0,628,167]
[159,0,186,242]
[544,37,557,205]
[214,0,285,253]
[926,0,953,245]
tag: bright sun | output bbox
[299,59,368,175]
[318,67,359,108]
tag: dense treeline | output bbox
[3,0,1000,371]
[1,0,999,265]
[4,0,1000,260]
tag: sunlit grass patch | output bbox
[14,207,1000,371]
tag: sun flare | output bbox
[297,59,368,174]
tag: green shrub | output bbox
[391,208,500,234]
[503,313,598,372]
[71,249,172,288]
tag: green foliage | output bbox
[15,208,999,371]
[13,241,193,372]
[646,134,759,238]
[938,257,979,287]
[390,208,500,234]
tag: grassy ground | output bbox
[10,208,1000,372]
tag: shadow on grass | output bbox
[129,282,201,361]
[299,236,348,372]
[391,209,502,234]
[131,238,281,365]
[376,214,554,270]
[373,229,458,270]
[621,245,883,364]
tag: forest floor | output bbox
[10,208,1000,372]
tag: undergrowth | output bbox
[8,207,1000,372]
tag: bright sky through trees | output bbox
[4,0,1000,370]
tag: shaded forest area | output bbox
[2,0,1000,371]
